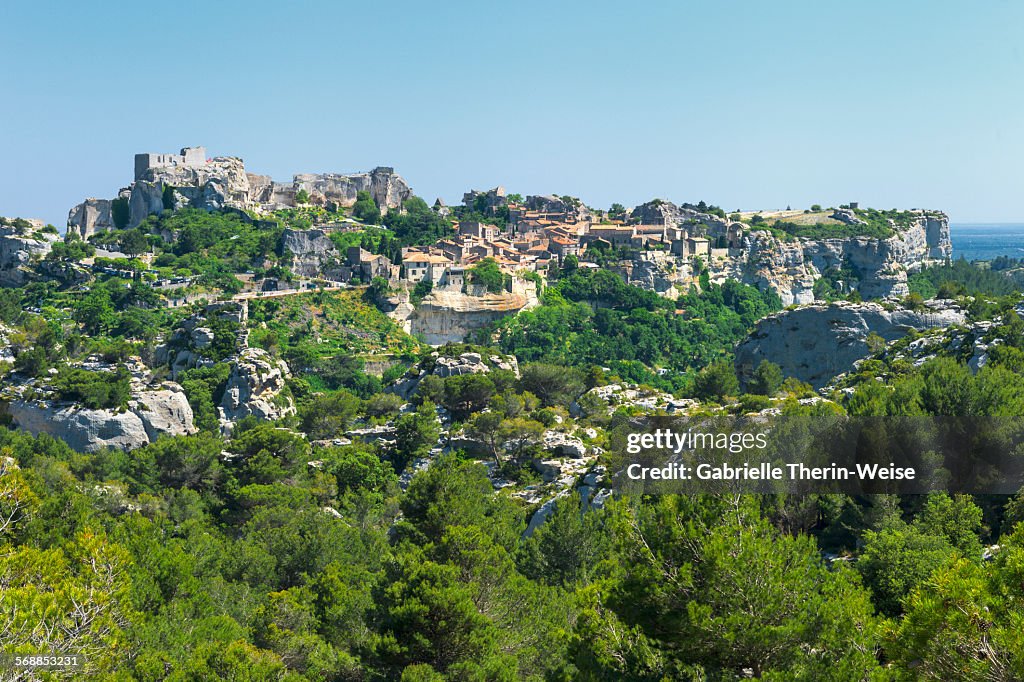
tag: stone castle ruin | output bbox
[67,146,412,239]
[134,146,207,181]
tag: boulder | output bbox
[219,348,296,423]
[434,353,490,377]
[734,300,966,389]
[191,327,215,349]
[7,382,197,453]
[134,386,197,442]
[543,431,588,458]
[830,208,866,225]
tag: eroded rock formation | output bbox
[4,360,197,452]
[710,212,953,305]
[281,228,341,278]
[67,147,414,236]
[734,300,966,389]
[219,347,296,424]
[0,218,58,286]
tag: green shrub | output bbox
[50,366,131,410]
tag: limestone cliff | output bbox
[389,282,539,345]
[3,359,197,453]
[0,218,58,285]
[128,156,252,228]
[711,212,952,305]
[734,300,966,389]
[281,228,341,278]
[67,147,414,236]
[287,167,411,214]
[66,197,119,239]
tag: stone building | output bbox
[134,146,206,181]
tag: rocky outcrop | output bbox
[289,167,411,214]
[524,194,591,221]
[710,212,953,305]
[830,208,866,225]
[219,348,296,424]
[134,388,197,442]
[630,200,726,231]
[4,361,196,453]
[462,187,507,212]
[734,301,966,389]
[573,383,696,417]
[130,156,252,228]
[0,324,15,363]
[0,218,58,286]
[391,350,520,398]
[718,231,818,305]
[281,228,341,277]
[865,304,1024,375]
[393,283,539,345]
[153,302,293,429]
[616,252,687,298]
[66,198,119,239]
[526,195,571,213]
[434,352,491,377]
[68,147,415,234]
[155,302,247,378]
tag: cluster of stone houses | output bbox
[341,187,738,292]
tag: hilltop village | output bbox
[49,146,952,311]
[63,146,722,297]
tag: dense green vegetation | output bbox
[468,257,506,293]
[487,267,780,391]
[909,257,1024,299]
[9,401,1024,679]
[249,289,417,358]
[383,196,456,246]
[49,366,132,409]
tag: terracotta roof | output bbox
[405,252,452,265]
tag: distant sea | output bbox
[950,223,1024,262]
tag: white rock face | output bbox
[707,213,953,305]
[434,352,490,377]
[128,156,252,228]
[66,199,117,239]
[573,383,695,417]
[401,285,540,345]
[734,301,966,389]
[287,167,412,214]
[0,219,58,286]
[281,228,341,278]
[7,384,196,453]
[134,387,198,442]
[219,348,296,423]
[68,149,415,237]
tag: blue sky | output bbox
[2,0,1022,226]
